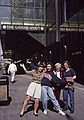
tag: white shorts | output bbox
[26,82,41,99]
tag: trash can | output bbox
[0,76,9,102]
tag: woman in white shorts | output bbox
[20,63,52,117]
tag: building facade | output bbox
[0,0,84,83]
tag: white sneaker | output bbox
[59,109,65,116]
[43,109,48,115]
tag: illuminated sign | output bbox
[72,51,82,55]
[1,24,45,31]
[60,27,84,32]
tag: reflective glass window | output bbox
[24,8,34,20]
[12,7,24,24]
[0,0,11,5]
[35,8,44,19]
[0,6,11,23]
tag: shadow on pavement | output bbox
[66,113,74,120]
[0,96,12,106]
[22,102,34,116]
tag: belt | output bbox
[33,81,41,84]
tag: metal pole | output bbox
[55,0,60,42]
[64,0,67,22]
[44,0,47,47]
[55,0,62,63]
[0,38,3,60]
[1,31,6,53]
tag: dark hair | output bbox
[46,62,53,67]
[11,59,14,63]
[36,63,44,68]
[64,61,71,68]
[38,64,44,68]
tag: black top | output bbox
[41,71,66,88]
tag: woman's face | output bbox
[55,65,61,71]
[64,63,69,70]
[38,66,44,72]
[56,66,61,71]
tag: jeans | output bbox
[41,85,60,111]
[63,88,74,111]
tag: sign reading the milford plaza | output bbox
[60,27,84,32]
[1,24,44,31]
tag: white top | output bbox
[53,71,61,79]
[56,71,61,79]
[8,63,17,73]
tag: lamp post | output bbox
[55,0,60,42]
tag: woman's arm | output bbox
[44,73,52,81]
[20,63,32,75]
[73,75,76,80]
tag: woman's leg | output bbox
[63,89,68,110]
[20,95,31,116]
[69,89,74,113]
[20,82,37,117]
[34,98,40,115]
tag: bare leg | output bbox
[33,98,40,115]
[20,95,31,116]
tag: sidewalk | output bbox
[0,74,84,120]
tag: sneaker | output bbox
[43,109,48,115]
[70,110,74,114]
[59,109,65,116]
